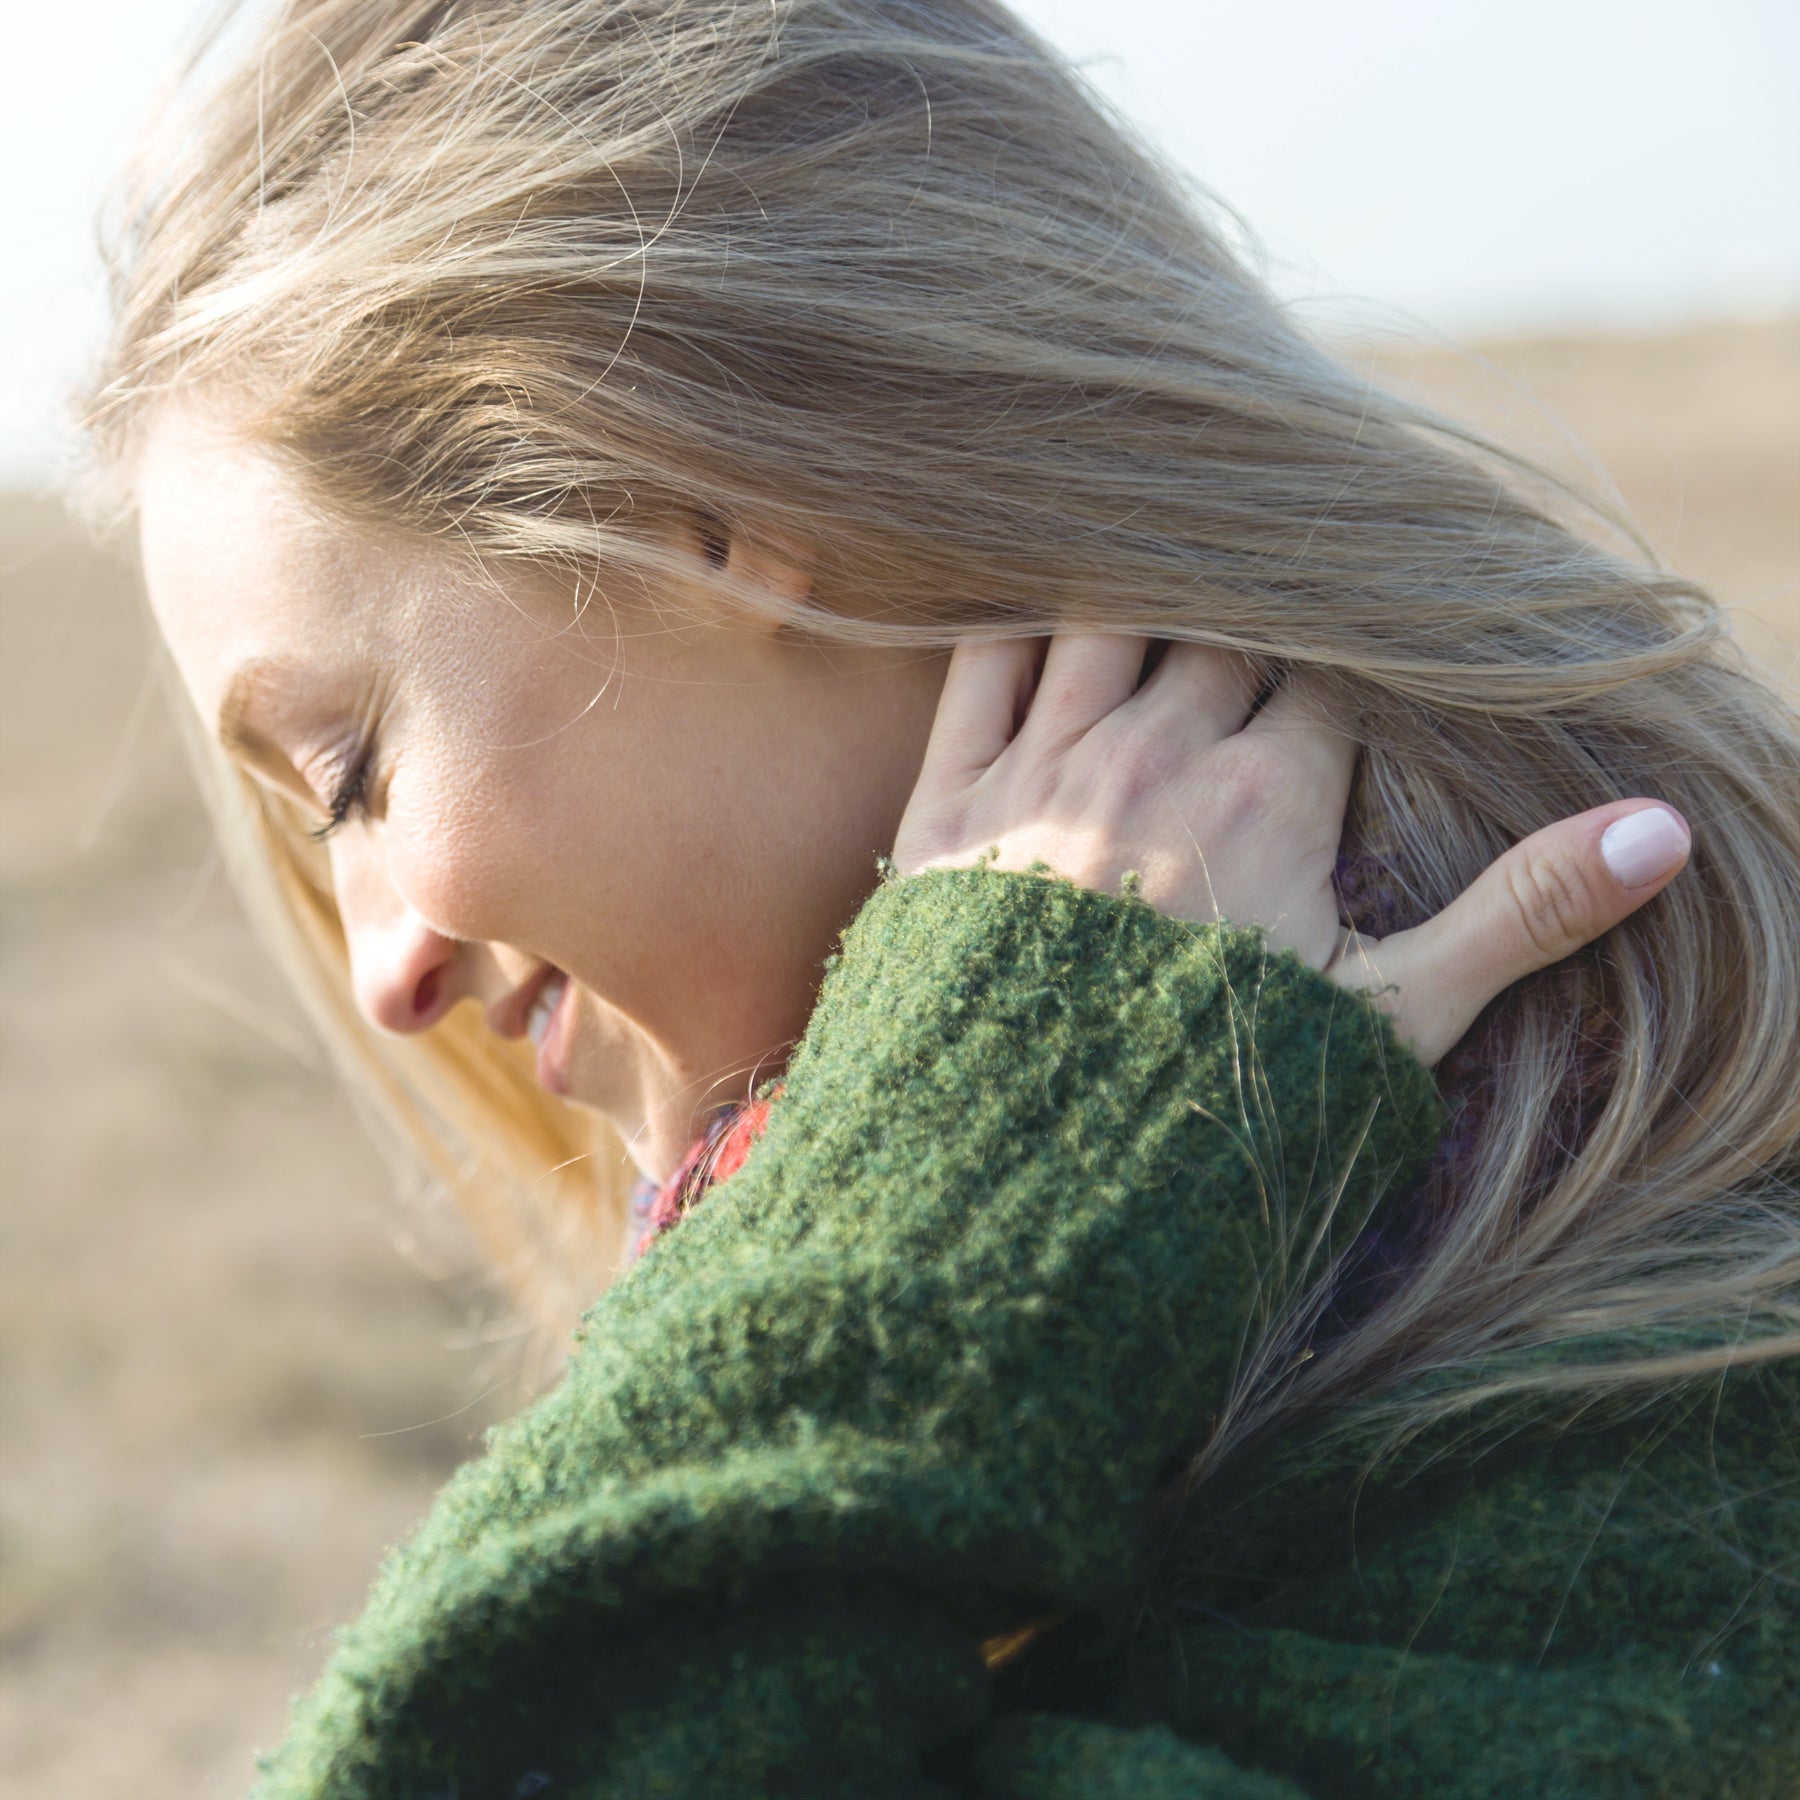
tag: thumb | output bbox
[1338,800,1691,1067]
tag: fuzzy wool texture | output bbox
[250,868,1796,1797]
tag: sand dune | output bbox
[1,319,1794,1795]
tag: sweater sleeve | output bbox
[1113,1352,1800,1798]
[251,866,1444,1799]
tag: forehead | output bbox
[136,412,413,725]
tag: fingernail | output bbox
[1600,807,1691,889]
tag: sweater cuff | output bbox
[759,862,1443,1277]
[661,865,1446,1525]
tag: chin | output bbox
[548,1076,669,1185]
[621,1121,687,1189]
[558,995,795,1185]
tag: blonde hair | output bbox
[84,0,1798,1443]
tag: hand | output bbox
[893,634,1691,1067]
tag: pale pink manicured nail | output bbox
[1600,807,1691,889]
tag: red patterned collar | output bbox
[626,1091,779,1263]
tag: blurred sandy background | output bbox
[2,317,1797,1795]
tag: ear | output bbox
[706,516,817,629]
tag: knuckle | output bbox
[1036,679,1086,723]
[1207,740,1320,834]
[1205,740,1276,815]
[1098,725,1180,804]
[1015,761,1067,813]
[1506,846,1598,960]
[1040,667,1114,725]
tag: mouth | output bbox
[526,971,575,1096]
[525,971,567,1048]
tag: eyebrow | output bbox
[216,656,302,783]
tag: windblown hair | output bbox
[84,0,1798,1445]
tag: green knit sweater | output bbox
[253,868,1798,1797]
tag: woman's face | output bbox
[138,410,948,1179]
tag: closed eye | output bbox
[311,743,374,842]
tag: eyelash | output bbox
[311,743,375,843]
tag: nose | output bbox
[331,838,463,1035]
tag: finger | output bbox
[1134,641,1261,741]
[1339,799,1692,1066]
[1021,633,1152,752]
[921,637,1044,781]
[1243,672,1358,819]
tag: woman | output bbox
[84,1,1796,1794]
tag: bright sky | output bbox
[4,0,1795,487]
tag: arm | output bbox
[257,633,1694,1798]
[1124,1356,1800,1797]
[253,866,1443,1797]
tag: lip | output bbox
[532,976,578,1097]
[488,963,563,1043]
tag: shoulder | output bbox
[1168,1350,1797,1665]
[1070,1352,1800,1795]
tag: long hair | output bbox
[82,0,1798,1449]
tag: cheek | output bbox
[376,654,829,1002]
[375,719,672,966]
[378,761,537,944]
